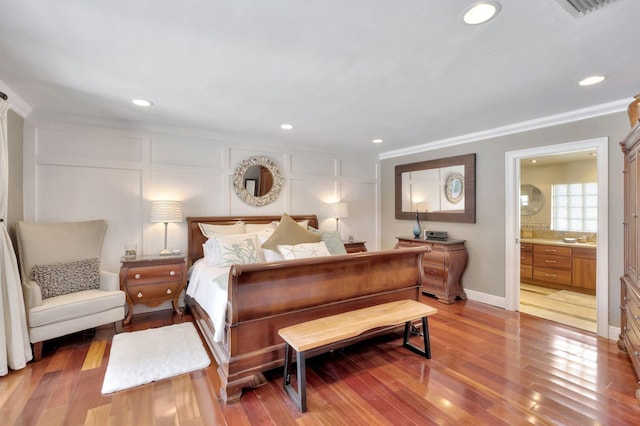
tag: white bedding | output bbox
[187,259,231,342]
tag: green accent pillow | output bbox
[260,214,321,251]
[309,228,347,255]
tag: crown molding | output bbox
[379,98,629,160]
[0,80,32,118]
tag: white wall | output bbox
[381,111,628,327]
[23,119,379,312]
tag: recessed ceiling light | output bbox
[372,139,383,144]
[578,75,606,86]
[463,2,501,25]
[590,152,597,156]
[530,159,537,164]
[132,99,153,107]
[280,123,294,130]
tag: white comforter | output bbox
[187,260,231,342]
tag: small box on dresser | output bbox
[119,254,187,326]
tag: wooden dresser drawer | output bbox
[520,252,532,265]
[394,237,467,304]
[533,244,571,257]
[424,248,445,265]
[126,264,184,285]
[533,253,572,270]
[422,263,445,281]
[626,282,640,326]
[521,264,533,279]
[533,266,572,285]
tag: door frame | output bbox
[504,137,609,337]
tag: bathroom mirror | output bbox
[520,184,544,216]
[395,153,476,223]
[233,156,284,206]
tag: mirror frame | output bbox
[233,156,284,207]
[395,153,476,223]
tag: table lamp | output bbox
[150,200,183,255]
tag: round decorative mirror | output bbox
[233,156,284,206]
[520,184,544,216]
[445,173,464,204]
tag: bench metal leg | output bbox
[283,343,307,412]
[403,316,432,359]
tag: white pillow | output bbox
[215,233,261,267]
[199,221,245,238]
[277,241,331,260]
[256,228,283,262]
[245,223,276,233]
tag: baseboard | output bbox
[609,325,621,342]
[465,289,506,308]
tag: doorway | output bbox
[505,138,609,338]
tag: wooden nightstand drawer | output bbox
[127,281,183,303]
[120,255,187,326]
[126,264,184,285]
[343,241,367,253]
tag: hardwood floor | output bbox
[2,295,640,425]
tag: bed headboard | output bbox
[186,215,319,269]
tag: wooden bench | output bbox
[277,299,438,412]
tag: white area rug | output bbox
[101,322,210,394]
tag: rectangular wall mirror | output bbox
[395,153,476,223]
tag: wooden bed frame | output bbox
[186,215,427,403]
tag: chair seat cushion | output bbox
[31,258,100,299]
[28,289,125,328]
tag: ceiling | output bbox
[1,0,638,157]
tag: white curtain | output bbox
[0,98,32,375]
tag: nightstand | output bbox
[119,254,187,325]
[344,240,367,253]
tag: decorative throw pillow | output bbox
[214,234,261,267]
[278,241,331,260]
[272,219,309,229]
[198,221,245,238]
[261,214,321,251]
[309,228,347,255]
[31,258,101,299]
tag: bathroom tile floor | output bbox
[519,283,597,333]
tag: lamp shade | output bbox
[328,202,349,219]
[150,200,183,223]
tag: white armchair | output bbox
[16,219,125,360]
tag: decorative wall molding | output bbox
[0,79,32,118]
[380,98,629,160]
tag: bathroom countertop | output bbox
[520,238,596,249]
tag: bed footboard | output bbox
[189,247,427,403]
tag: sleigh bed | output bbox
[185,214,427,403]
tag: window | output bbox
[551,183,597,232]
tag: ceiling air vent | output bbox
[555,0,616,17]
